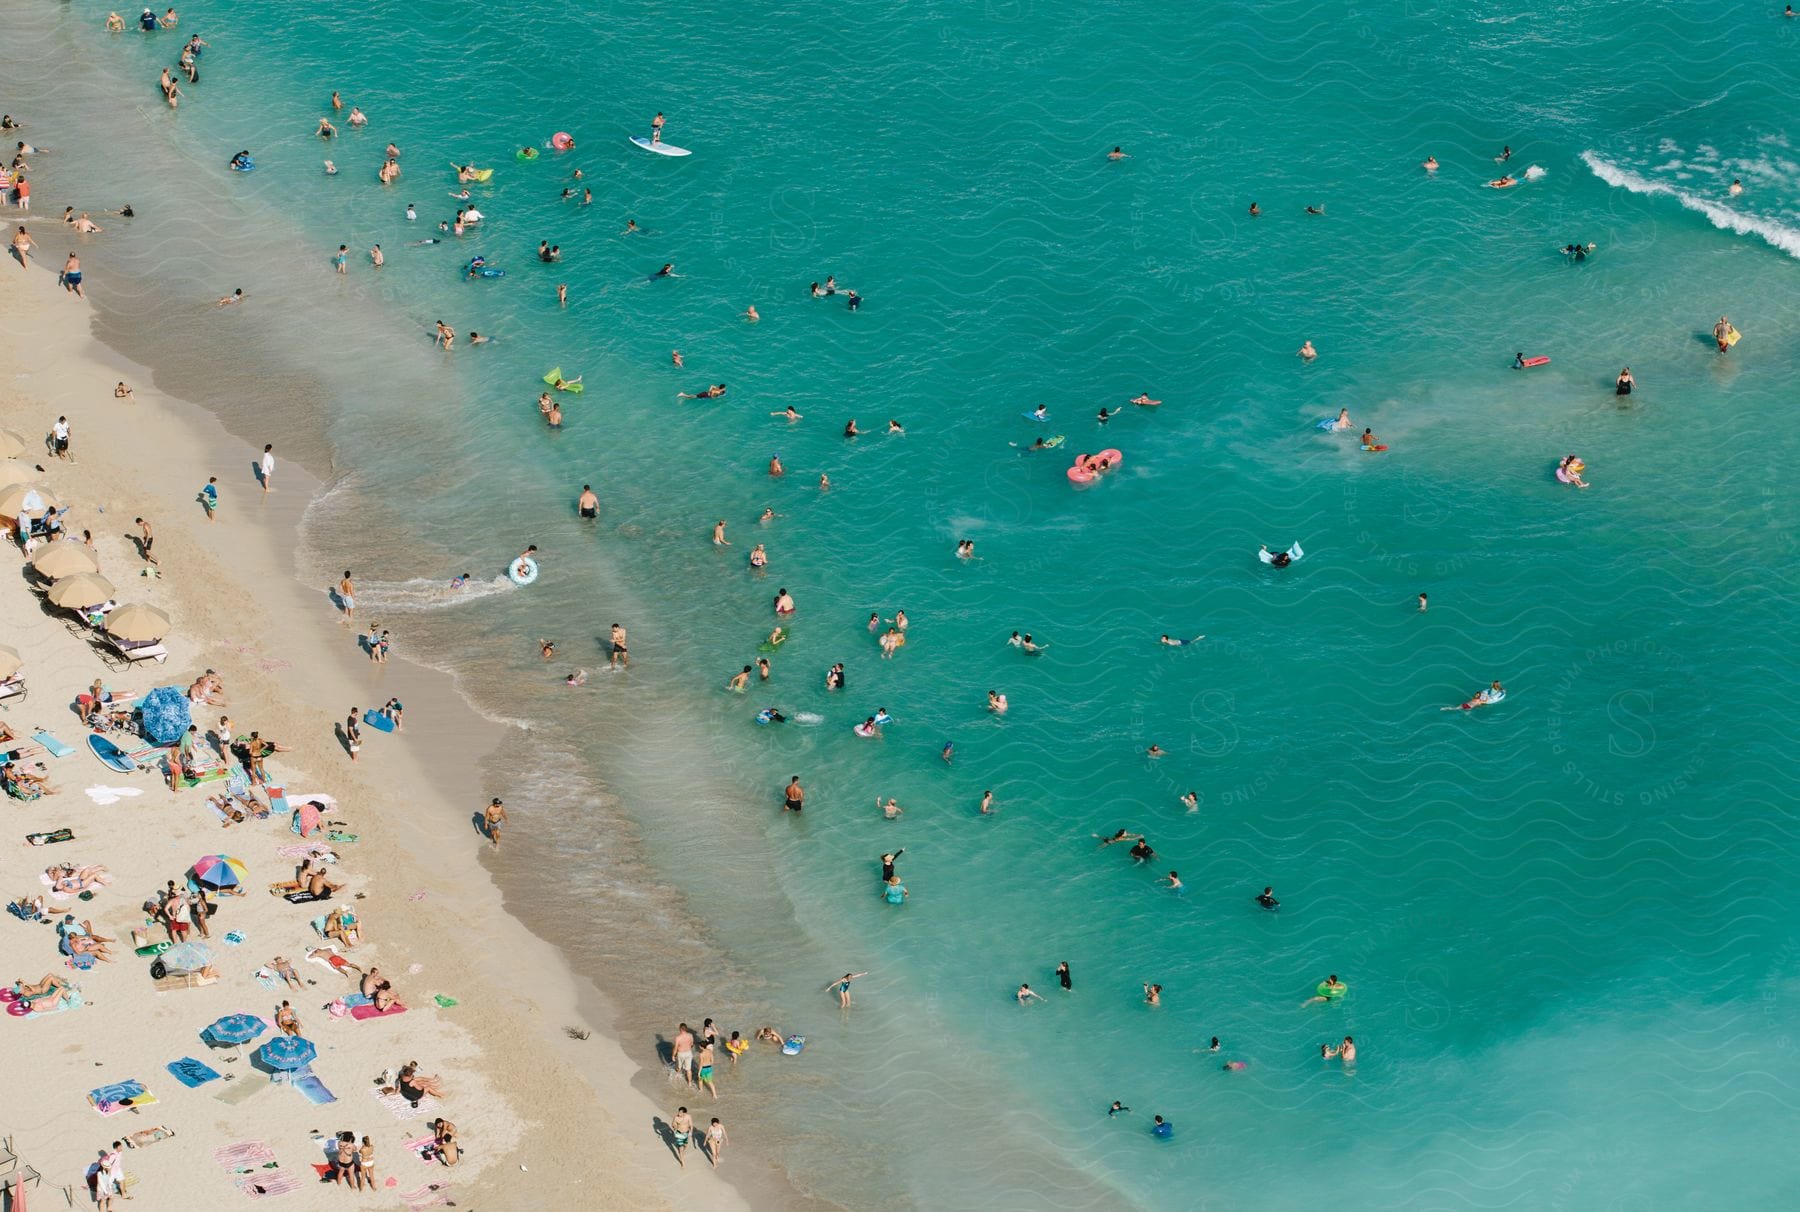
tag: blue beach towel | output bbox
[33,731,74,758]
[167,1057,222,1088]
[293,1073,337,1105]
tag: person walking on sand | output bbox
[483,797,506,849]
[669,1106,692,1167]
[61,251,83,296]
[338,570,355,621]
[51,415,71,460]
[705,1117,728,1169]
[134,516,159,567]
[260,444,274,493]
[10,224,33,270]
[827,971,869,1008]
[344,709,361,763]
[198,476,218,520]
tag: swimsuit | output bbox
[579,505,597,518]
[699,1065,713,1081]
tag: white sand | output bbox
[0,249,752,1207]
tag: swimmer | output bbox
[1129,393,1160,407]
[1360,427,1381,448]
[1304,204,1325,215]
[887,419,903,434]
[758,507,776,524]
[1143,983,1162,1006]
[1729,178,1743,197]
[1331,407,1350,430]
[979,790,994,815]
[1016,983,1044,1004]
[727,666,751,692]
[1108,1101,1129,1117]
[1161,870,1184,893]
[1128,839,1156,864]
[1107,146,1128,160]
[1208,1037,1221,1052]
[1179,791,1197,812]
[843,419,860,438]
[651,262,675,279]
[1422,155,1438,171]
[450,573,471,588]
[712,520,730,547]
[216,288,246,306]
[1496,145,1512,162]
[1247,201,1260,216]
[940,741,954,764]
[1158,634,1203,646]
[986,690,1008,714]
[1487,175,1516,189]
[773,588,795,615]
[1256,886,1279,909]
[540,639,556,660]
[1616,367,1634,396]
[1417,592,1427,612]
[551,373,583,392]
[1323,1036,1356,1065]
[744,304,759,322]
[1096,829,1143,848]
[1145,744,1165,759]
[1019,634,1044,654]
[768,454,785,477]
[1097,407,1115,424]
[323,160,337,175]
[749,544,767,569]
[956,539,975,559]
[1297,340,1317,360]
[770,405,802,422]
[623,219,639,235]
[1057,962,1072,990]
[878,797,903,819]
[1303,974,1347,1006]
[1028,403,1048,421]
[824,276,838,295]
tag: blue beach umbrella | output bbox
[258,1035,317,1071]
[136,685,192,746]
[204,1013,266,1046]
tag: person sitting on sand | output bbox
[429,1119,459,1166]
[275,1000,302,1035]
[3,761,57,797]
[395,1061,447,1102]
[323,906,361,948]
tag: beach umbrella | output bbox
[0,645,19,679]
[204,1012,267,1046]
[190,854,248,892]
[104,603,172,643]
[45,571,114,608]
[0,428,26,459]
[257,1035,317,1071]
[136,685,191,745]
[30,542,100,579]
[157,941,213,975]
[0,483,59,519]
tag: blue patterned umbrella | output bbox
[257,1035,317,1071]
[136,686,192,746]
[204,1013,266,1046]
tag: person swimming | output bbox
[1158,634,1203,646]
[1256,886,1280,909]
[1421,155,1438,171]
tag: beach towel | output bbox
[33,731,74,758]
[342,992,373,1008]
[292,1073,336,1104]
[6,987,83,1017]
[66,951,96,971]
[399,1181,455,1210]
[363,709,396,733]
[85,785,145,805]
[350,1001,407,1021]
[327,831,358,844]
[403,1135,437,1162]
[372,1087,430,1121]
[211,1140,276,1170]
[283,890,330,905]
[213,1077,266,1106]
[166,1057,222,1088]
[309,916,329,938]
[25,827,74,845]
[89,1080,157,1115]
[236,1167,304,1198]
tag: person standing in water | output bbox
[1057,961,1072,990]
[827,971,869,1008]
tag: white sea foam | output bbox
[1583,150,1800,260]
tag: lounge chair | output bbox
[0,1133,43,1196]
[94,632,168,669]
[0,678,24,709]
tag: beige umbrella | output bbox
[0,645,20,679]
[46,571,115,608]
[0,429,26,459]
[0,482,59,519]
[104,603,172,643]
[29,541,99,578]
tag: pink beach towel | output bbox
[349,1001,407,1021]
[372,1087,429,1121]
[212,1140,276,1171]
[399,1182,454,1210]
[236,1168,302,1198]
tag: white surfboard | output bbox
[630,135,691,157]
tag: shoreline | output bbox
[0,263,765,1208]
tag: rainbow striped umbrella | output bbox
[190,854,249,892]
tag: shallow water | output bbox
[13,0,1800,1206]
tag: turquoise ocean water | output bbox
[12,1,1800,1206]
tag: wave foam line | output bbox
[1583,149,1800,260]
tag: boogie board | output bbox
[1726,328,1742,347]
[450,163,494,181]
[630,135,691,157]
[781,1035,805,1055]
[1361,444,1388,452]
[1516,355,1550,368]
[363,709,396,733]
[87,734,139,774]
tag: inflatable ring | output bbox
[1316,980,1346,999]
[509,557,539,587]
[550,132,575,151]
[516,147,539,161]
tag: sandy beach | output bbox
[0,260,758,1208]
